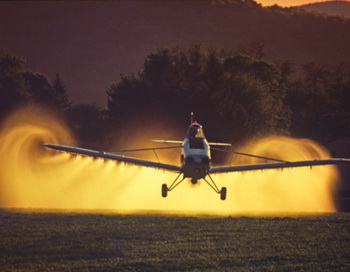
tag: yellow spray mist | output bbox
[0,106,339,215]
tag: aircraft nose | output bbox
[185,155,210,165]
[185,156,201,164]
[201,156,210,165]
[185,156,195,164]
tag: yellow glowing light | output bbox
[257,0,346,7]
[0,106,339,215]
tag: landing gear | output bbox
[204,174,227,201]
[162,184,168,198]
[161,173,227,200]
[220,187,227,200]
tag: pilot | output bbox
[189,127,198,137]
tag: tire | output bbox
[220,187,227,200]
[162,184,168,198]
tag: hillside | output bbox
[300,1,350,18]
[1,0,350,105]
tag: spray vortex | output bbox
[0,106,74,208]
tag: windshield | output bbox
[186,124,205,138]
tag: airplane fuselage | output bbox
[181,122,211,182]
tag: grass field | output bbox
[1,210,350,271]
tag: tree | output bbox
[67,103,108,149]
[0,50,30,120]
[0,50,73,123]
[52,73,71,111]
[213,54,291,140]
[286,62,350,141]
[107,46,292,143]
[22,71,57,106]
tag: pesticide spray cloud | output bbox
[220,136,338,214]
[0,106,339,215]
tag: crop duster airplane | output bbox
[43,113,350,200]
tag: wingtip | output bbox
[41,144,52,147]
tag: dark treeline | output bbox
[107,46,292,144]
[1,46,350,148]
[0,50,70,116]
[107,46,350,146]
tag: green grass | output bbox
[1,210,350,271]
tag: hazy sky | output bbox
[257,0,350,7]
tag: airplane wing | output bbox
[42,144,182,172]
[209,158,350,174]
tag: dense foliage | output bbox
[1,46,350,146]
[0,50,70,119]
[106,46,350,144]
[107,47,292,143]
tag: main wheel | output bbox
[162,184,168,198]
[220,187,227,200]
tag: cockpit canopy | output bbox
[186,122,205,138]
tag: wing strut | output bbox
[167,173,185,192]
[211,147,288,163]
[110,146,182,153]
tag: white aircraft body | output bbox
[43,114,350,200]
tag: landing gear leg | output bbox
[204,174,227,200]
[161,172,185,198]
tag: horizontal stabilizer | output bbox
[152,140,183,144]
[208,142,232,146]
[152,140,231,146]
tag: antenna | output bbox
[190,112,194,123]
